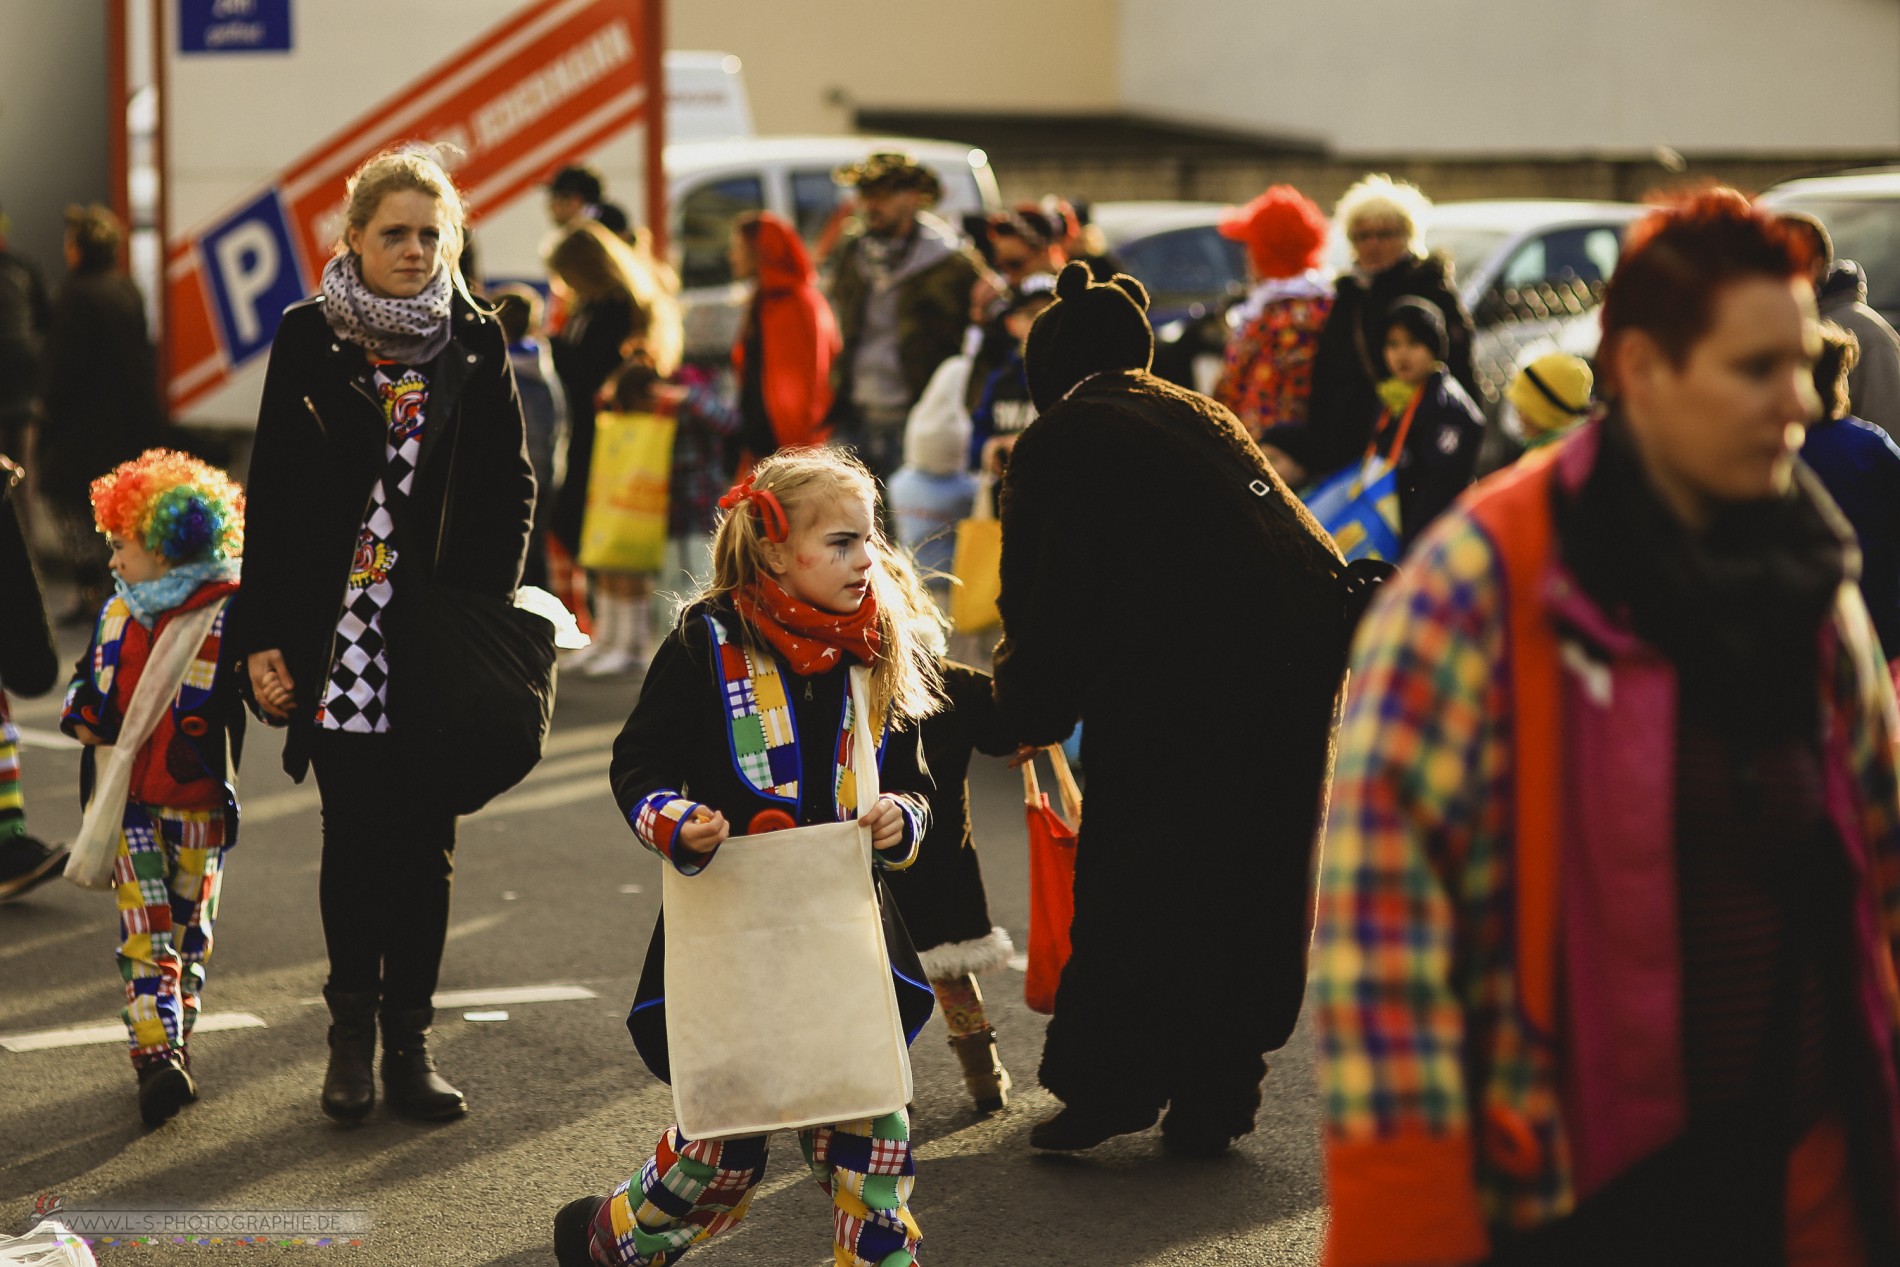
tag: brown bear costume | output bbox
[994,261,1348,1154]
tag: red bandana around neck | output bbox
[734,576,882,676]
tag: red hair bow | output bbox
[718,474,789,543]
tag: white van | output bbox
[665,136,1002,357]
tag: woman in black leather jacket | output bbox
[234,146,533,1126]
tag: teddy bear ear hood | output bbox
[1024,260,1156,411]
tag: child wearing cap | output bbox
[1371,296,1485,549]
[969,273,1058,473]
[1508,351,1594,452]
[59,449,246,1127]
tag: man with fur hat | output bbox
[828,152,982,482]
[993,261,1348,1155]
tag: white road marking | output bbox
[239,733,617,826]
[1,1011,267,1053]
[469,773,614,821]
[12,726,80,751]
[298,983,598,1008]
[431,984,598,1008]
[6,697,64,724]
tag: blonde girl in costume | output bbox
[60,449,245,1126]
[556,447,942,1267]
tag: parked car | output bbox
[1086,201,1246,393]
[1092,197,1643,419]
[1758,169,1900,328]
[1334,199,1645,412]
[666,136,1002,358]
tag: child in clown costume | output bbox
[60,449,245,1127]
[555,447,942,1267]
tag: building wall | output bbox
[667,0,1120,136]
[1118,0,1900,156]
[0,0,110,280]
[993,152,1895,212]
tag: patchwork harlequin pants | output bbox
[591,1111,920,1266]
[113,803,228,1062]
[1,700,25,840]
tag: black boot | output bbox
[1028,1100,1159,1151]
[380,1006,467,1121]
[136,1052,198,1127]
[553,1196,607,1267]
[321,987,379,1123]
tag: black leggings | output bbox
[308,731,457,1009]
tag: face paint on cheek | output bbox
[793,552,820,570]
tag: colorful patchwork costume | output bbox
[62,578,243,1068]
[588,599,936,1267]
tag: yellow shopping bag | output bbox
[949,477,1002,633]
[579,409,675,573]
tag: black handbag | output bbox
[391,416,557,816]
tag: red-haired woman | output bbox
[1213,185,1333,441]
[1316,188,1900,1264]
[728,211,838,462]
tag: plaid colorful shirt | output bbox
[1315,493,1900,1264]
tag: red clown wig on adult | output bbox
[1218,185,1330,281]
[1597,187,1815,398]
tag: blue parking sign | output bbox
[198,188,306,370]
[179,0,293,54]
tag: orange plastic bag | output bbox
[1023,745,1082,1015]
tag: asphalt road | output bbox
[1,625,1325,1265]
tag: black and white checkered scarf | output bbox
[320,253,453,366]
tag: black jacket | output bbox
[1271,252,1476,477]
[1381,369,1486,549]
[0,459,55,697]
[39,269,164,506]
[548,293,634,552]
[881,660,1019,958]
[233,289,534,778]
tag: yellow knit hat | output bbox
[1508,353,1594,438]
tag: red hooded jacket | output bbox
[733,214,840,452]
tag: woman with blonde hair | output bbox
[236,144,534,1124]
[1260,173,1477,487]
[547,219,682,671]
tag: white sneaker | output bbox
[582,647,641,676]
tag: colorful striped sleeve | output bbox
[871,792,927,871]
[1314,510,1509,1266]
[631,792,715,875]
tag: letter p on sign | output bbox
[199,187,307,370]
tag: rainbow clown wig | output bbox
[90,448,245,565]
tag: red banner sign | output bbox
[166,0,651,414]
